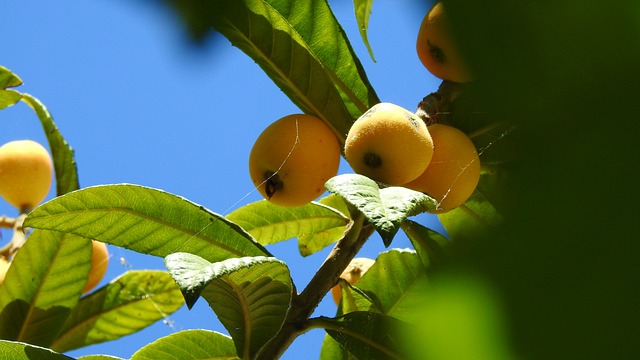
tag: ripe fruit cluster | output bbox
[416,2,472,83]
[0,139,108,293]
[345,103,480,213]
[249,114,341,207]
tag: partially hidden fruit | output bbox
[0,257,10,286]
[249,114,341,207]
[0,140,53,212]
[331,257,375,305]
[83,240,109,294]
[416,2,472,83]
[404,123,480,213]
[345,103,434,185]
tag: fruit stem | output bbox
[255,211,374,359]
[0,214,27,258]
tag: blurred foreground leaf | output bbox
[25,184,270,263]
[165,254,292,358]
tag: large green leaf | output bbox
[226,199,349,246]
[321,312,409,360]
[208,0,379,140]
[164,254,292,359]
[297,194,351,256]
[0,231,91,347]
[0,340,73,360]
[325,174,437,246]
[353,0,376,61]
[131,329,239,360]
[77,356,124,360]
[401,220,450,268]
[51,271,184,353]
[24,184,270,263]
[0,65,23,89]
[319,333,356,360]
[21,93,80,196]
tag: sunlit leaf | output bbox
[131,329,239,360]
[322,311,409,360]
[165,254,292,358]
[0,89,22,109]
[401,219,450,268]
[0,230,91,347]
[325,174,437,246]
[209,0,379,140]
[298,194,351,256]
[353,0,376,61]
[21,93,79,195]
[0,65,23,89]
[0,340,73,359]
[319,333,357,360]
[78,356,125,360]
[342,249,429,324]
[226,199,348,246]
[24,184,270,263]
[51,271,184,353]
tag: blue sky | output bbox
[1,1,443,358]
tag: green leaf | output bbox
[21,93,80,196]
[401,220,450,268]
[353,0,376,62]
[322,312,409,360]
[320,333,357,360]
[78,356,125,360]
[298,194,351,256]
[0,65,23,89]
[164,254,292,359]
[131,329,239,360]
[24,184,270,263]
[348,249,430,324]
[0,231,91,347]
[51,270,184,353]
[0,89,22,110]
[325,174,437,246]
[0,340,73,360]
[226,199,349,246]
[209,0,379,140]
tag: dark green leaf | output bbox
[0,340,73,360]
[322,312,409,360]
[51,271,184,353]
[0,231,91,347]
[320,333,357,360]
[164,254,292,358]
[24,184,270,263]
[298,194,351,256]
[131,329,239,360]
[401,220,450,268]
[0,65,23,89]
[21,93,79,195]
[353,0,376,61]
[226,199,348,246]
[325,174,437,246]
[209,0,379,140]
[0,89,22,109]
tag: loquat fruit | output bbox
[345,102,434,185]
[0,140,53,212]
[249,114,341,207]
[83,240,109,294]
[331,257,375,306]
[404,123,480,213]
[416,2,472,83]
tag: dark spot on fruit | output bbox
[264,171,283,199]
[428,40,447,64]
[364,152,382,168]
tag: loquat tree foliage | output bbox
[1,0,640,359]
